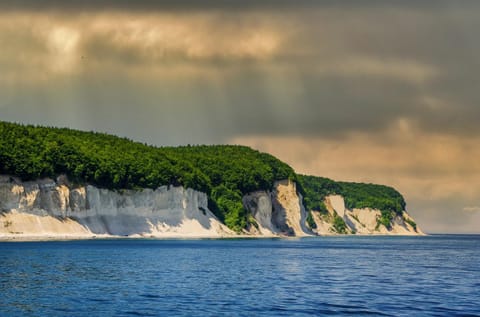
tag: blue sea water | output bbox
[0,235,479,316]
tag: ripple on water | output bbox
[0,236,479,316]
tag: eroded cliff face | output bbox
[242,190,277,236]
[0,175,422,239]
[272,180,311,236]
[243,189,422,236]
[309,195,423,235]
[0,175,232,238]
[243,180,312,236]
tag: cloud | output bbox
[2,5,479,140]
[319,57,437,84]
[463,207,480,213]
[1,0,479,12]
[0,12,286,82]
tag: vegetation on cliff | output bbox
[0,121,408,232]
[0,121,294,232]
[297,175,406,215]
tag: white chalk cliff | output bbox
[243,180,311,236]
[242,183,422,236]
[0,175,422,240]
[0,175,232,239]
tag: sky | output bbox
[1,1,479,233]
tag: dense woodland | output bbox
[0,121,295,231]
[0,121,407,232]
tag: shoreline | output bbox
[0,232,427,242]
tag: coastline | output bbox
[0,231,427,242]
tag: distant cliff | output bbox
[296,175,422,235]
[0,121,422,239]
[243,180,422,236]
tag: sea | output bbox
[1,235,479,316]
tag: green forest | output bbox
[297,175,406,214]
[0,121,295,232]
[0,121,406,232]
[297,174,406,229]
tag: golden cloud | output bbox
[463,206,480,213]
[230,127,480,202]
[316,57,438,84]
[0,12,285,83]
[0,10,440,85]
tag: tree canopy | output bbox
[297,174,406,215]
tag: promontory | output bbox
[0,121,422,240]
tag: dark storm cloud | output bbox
[1,2,480,142]
[1,0,479,12]
[0,0,330,12]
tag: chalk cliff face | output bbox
[0,175,232,239]
[243,189,422,236]
[309,195,423,235]
[243,180,312,236]
[0,175,422,239]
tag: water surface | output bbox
[1,235,479,316]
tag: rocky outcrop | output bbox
[271,180,311,236]
[243,180,312,236]
[242,190,277,236]
[0,175,232,239]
